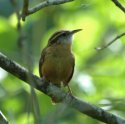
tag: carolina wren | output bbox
[39,29,82,93]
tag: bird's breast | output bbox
[41,45,74,85]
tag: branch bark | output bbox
[0,111,9,124]
[21,0,74,20]
[111,0,125,13]
[0,52,125,124]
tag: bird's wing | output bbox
[39,47,47,77]
[65,54,75,86]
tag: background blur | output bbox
[0,0,125,123]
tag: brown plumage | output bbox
[39,29,81,94]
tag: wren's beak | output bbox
[71,29,82,34]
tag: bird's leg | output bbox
[67,84,72,95]
[66,84,74,104]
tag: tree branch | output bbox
[0,52,125,124]
[111,0,125,13]
[10,0,21,30]
[22,0,29,21]
[95,32,125,51]
[0,111,9,124]
[21,0,74,20]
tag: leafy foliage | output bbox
[0,0,125,123]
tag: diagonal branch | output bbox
[22,0,74,19]
[0,111,8,124]
[0,52,125,124]
[95,32,125,51]
[111,0,125,13]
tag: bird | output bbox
[39,29,82,101]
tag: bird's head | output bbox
[48,29,82,45]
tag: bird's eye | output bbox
[62,33,67,36]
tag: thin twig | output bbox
[111,0,125,13]
[27,0,74,16]
[0,111,9,124]
[22,0,29,21]
[22,0,41,121]
[96,32,125,51]
[10,0,21,30]
[0,52,125,124]
[10,0,25,49]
